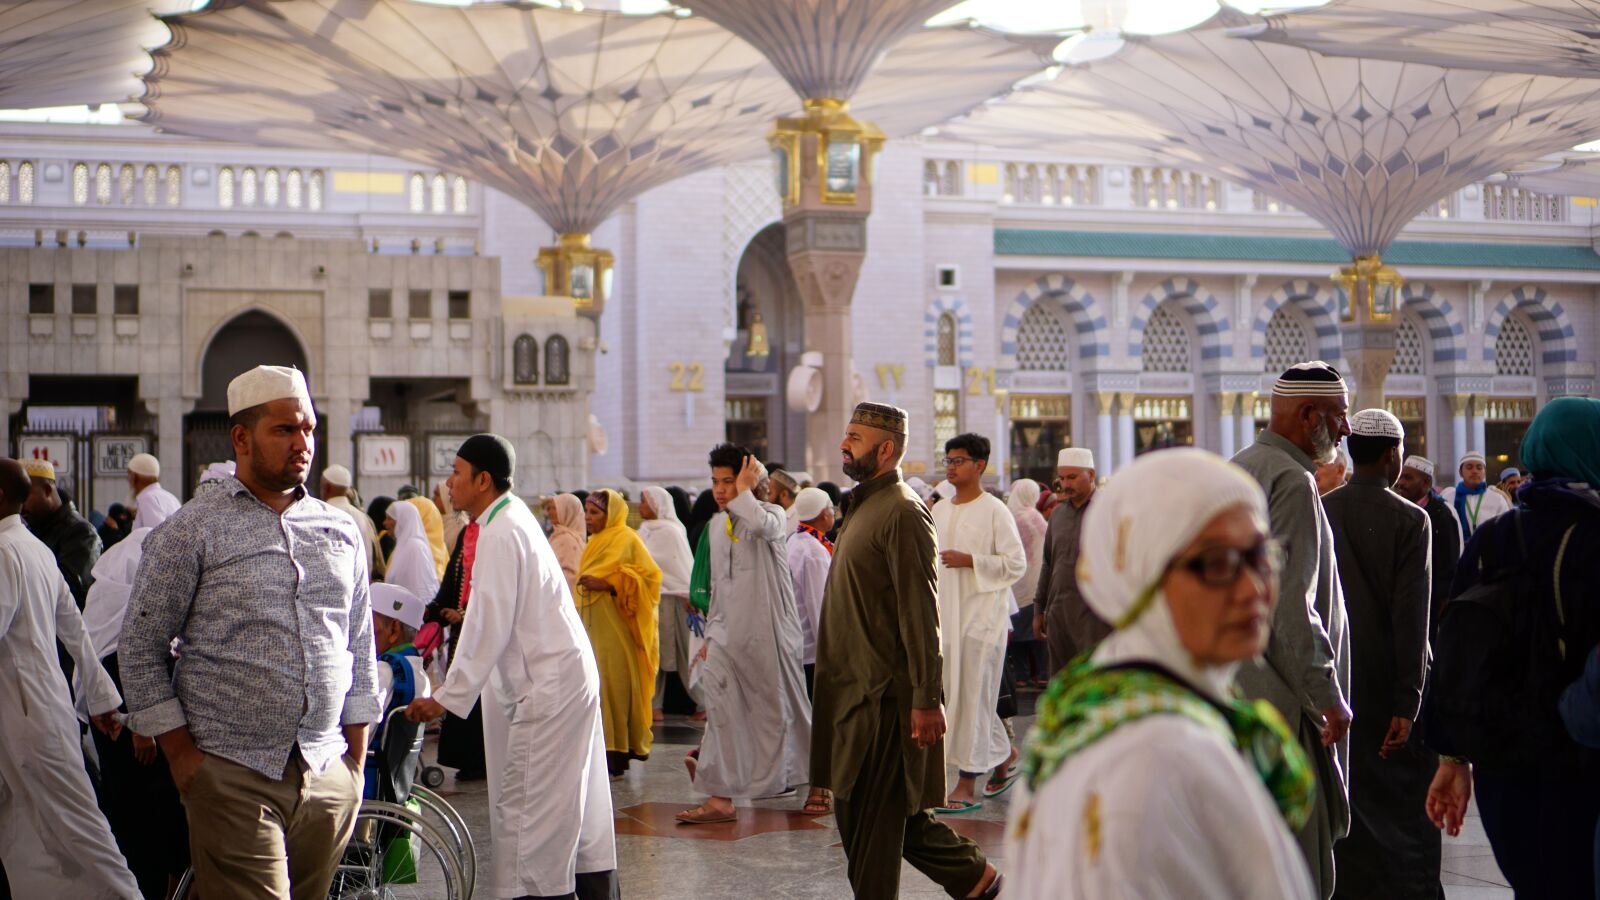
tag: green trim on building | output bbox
[994,229,1600,270]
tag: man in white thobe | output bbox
[931,434,1027,813]
[126,453,180,531]
[0,458,139,899]
[407,434,616,900]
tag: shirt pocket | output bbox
[297,536,358,606]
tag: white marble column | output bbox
[1472,406,1487,459]
[1217,391,1237,460]
[1094,392,1115,475]
[1237,392,1258,454]
[1115,391,1136,470]
[1448,395,1470,462]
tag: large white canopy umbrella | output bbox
[0,0,189,109]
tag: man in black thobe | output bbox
[1324,410,1438,900]
[1394,455,1460,641]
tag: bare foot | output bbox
[652,709,665,722]
[965,863,998,898]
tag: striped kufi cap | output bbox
[1271,361,1348,399]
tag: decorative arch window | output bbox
[218,167,235,208]
[431,174,447,213]
[263,168,280,207]
[0,162,9,204]
[72,162,89,204]
[1263,307,1312,374]
[142,164,159,205]
[1021,164,1041,204]
[118,164,136,205]
[1495,314,1536,376]
[1082,166,1101,204]
[923,161,939,196]
[240,167,258,207]
[308,170,324,210]
[1002,163,1018,204]
[18,161,34,204]
[408,173,425,212]
[94,163,112,205]
[545,335,571,385]
[452,175,468,213]
[936,313,958,367]
[286,168,303,208]
[1141,304,1192,373]
[941,161,961,196]
[1043,165,1061,204]
[1016,300,1074,372]
[164,166,181,205]
[512,334,539,385]
[1389,316,1424,375]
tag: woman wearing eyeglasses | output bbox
[1008,449,1316,899]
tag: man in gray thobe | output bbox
[1325,410,1438,900]
[677,445,812,824]
[1231,360,1353,900]
[1033,447,1106,674]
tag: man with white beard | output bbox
[1230,360,1354,900]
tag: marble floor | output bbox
[420,704,1512,899]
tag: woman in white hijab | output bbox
[1005,478,1050,684]
[1008,449,1315,900]
[639,486,697,719]
[383,498,440,606]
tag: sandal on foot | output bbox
[675,805,736,825]
[801,790,833,816]
[975,871,1003,900]
[935,799,983,815]
[984,767,1020,799]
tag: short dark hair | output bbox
[469,463,512,493]
[1347,434,1399,466]
[228,403,267,434]
[944,432,991,462]
[708,443,749,473]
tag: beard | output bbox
[1308,416,1338,465]
[841,442,887,483]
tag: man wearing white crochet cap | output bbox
[1438,451,1513,544]
[1323,409,1440,899]
[321,463,383,579]
[120,364,379,900]
[126,453,179,531]
[1033,446,1104,675]
[1230,360,1353,899]
[1393,455,1461,640]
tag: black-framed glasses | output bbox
[1172,540,1282,587]
[941,456,977,467]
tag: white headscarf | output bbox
[638,486,694,595]
[81,527,153,659]
[1007,478,1043,519]
[1079,448,1267,702]
[385,498,440,603]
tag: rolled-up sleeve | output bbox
[341,542,381,726]
[120,523,199,737]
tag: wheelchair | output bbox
[172,706,477,899]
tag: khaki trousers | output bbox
[184,752,362,900]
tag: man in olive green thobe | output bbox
[812,402,1000,900]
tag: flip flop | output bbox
[976,872,1004,900]
[983,769,1019,799]
[675,805,737,825]
[935,799,983,815]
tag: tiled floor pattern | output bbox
[423,709,1511,898]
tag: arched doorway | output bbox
[185,310,323,497]
[725,224,805,467]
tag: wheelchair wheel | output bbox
[411,785,477,898]
[329,800,466,900]
[420,765,447,789]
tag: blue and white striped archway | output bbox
[1129,277,1231,362]
[997,274,1108,371]
[923,297,975,368]
[1250,279,1343,367]
[1484,285,1578,366]
[1398,283,1466,364]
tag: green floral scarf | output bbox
[1021,658,1315,830]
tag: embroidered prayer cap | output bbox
[226,364,312,417]
[1499,467,1521,482]
[1403,455,1435,478]
[768,468,799,494]
[1078,448,1265,630]
[456,433,516,483]
[127,453,160,478]
[793,487,832,523]
[1348,408,1404,441]
[1271,360,1348,399]
[371,582,426,631]
[1458,451,1486,470]
[1058,447,1095,469]
[850,401,908,437]
[322,464,353,488]
[22,459,55,481]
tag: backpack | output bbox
[1423,510,1577,770]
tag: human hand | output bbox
[1033,612,1046,639]
[579,575,613,594]
[132,733,158,765]
[406,697,447,724]
[734,454,761,495]
[1426,759,1472,836]
[909,707,946,749]
[441,608,463,625]
[168,744,206,795]
[1380,717,1413,758]
[1319,700,1352,746]
[90,710,123,742]
[938,550,974,569]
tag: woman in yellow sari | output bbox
[577,489,663,779]
[405,496,449,580]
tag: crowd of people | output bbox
[2,358,1599,899]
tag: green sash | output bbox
[689,527,711,614]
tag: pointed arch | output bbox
[1250,279,1342,366]
[1484,285,1577,366]
[998,274,1108,372]
[1129,277,1230,362]
[1398,283,1466,364]
[924,297,974,369]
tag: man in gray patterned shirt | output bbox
[120,365,379,900]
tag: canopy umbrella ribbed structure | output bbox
[0,0,188,109]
